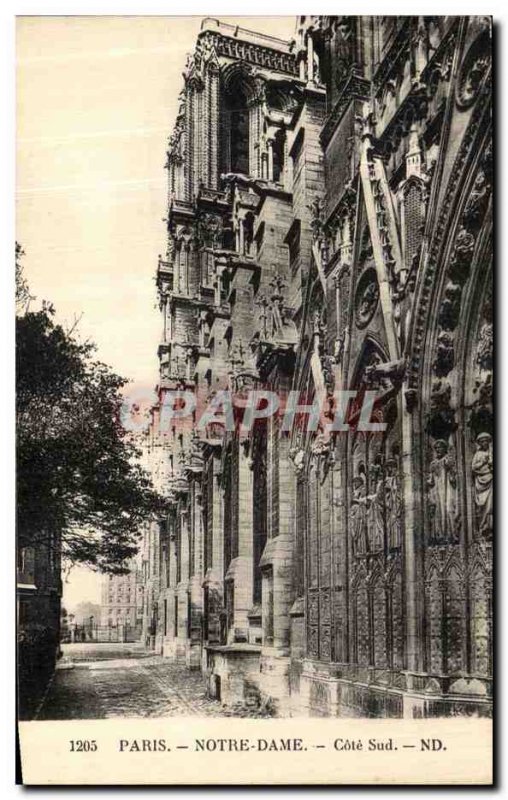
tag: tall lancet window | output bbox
[226,86,249,176]
[221,67,258,178]
[272,128,285,184]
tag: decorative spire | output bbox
[406,125,422,179]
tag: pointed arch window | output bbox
[224,84,250,176]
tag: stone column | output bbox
[248,102,262,179]
[188,482,204,669]
[238,218,245,255]
[259,431,295,713]
[176,504,190,662]
[307,33,314,84]
[283,134,291,191]
[299,53,306,81]
[162,533,178,660]
[401,392,421,677]
[267,139,274,182]
[227,443,253,642]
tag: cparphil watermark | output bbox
[120,388,387,435]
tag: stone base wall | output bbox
[165,636,188,664]
[159,635,492,719]
[205,646,261,707]
[162,636,177,660]
[185,639,202,670]
[258,650,291,715]
[297,661,493,719]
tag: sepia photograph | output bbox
[15,11,493,784]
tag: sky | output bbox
[16,15,295,609]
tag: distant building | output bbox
[100,557,144,635]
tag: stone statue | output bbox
[471,432,493,538]
[385,458,402,549]
[351,475,367,556]
[476,320,493,373]
[433,331,455,377]
[427,439,459,543]
[366,461,384,553]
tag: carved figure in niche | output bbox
[457,34,491,108]
[351,475,368,556]
[350,475,367,556]
[433,331,455,377]
[476,319,493,373]
[438,281,462,331]
[320,353,336,396]
[471,372,493,446]
[473,371,493,406]
[427,439,459,543]
[449,226,475,284]
[428,379,456,440]
[385,458,402,549]
[471,432,493,539]
[465,169,490,227]
[366,460,384,553]
[455,226,475,259]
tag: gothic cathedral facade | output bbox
[143,16,492,717]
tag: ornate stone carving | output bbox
[202,30,297,76]
[289,446,306,476]
[469,285,493,438]
[448,226,475,285]
[354,268,379,329]
[464,167,491,229]
[437,280,462,331]
[476,319,493,374]
[406,87,491,390]
[456,31,491,110]
[195,212,223,249]
[432,331,455,377]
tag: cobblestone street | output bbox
[35,644,269,720]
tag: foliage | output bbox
[16,247,164,573]
[15,242,34,313]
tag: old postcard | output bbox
[16,14,493,785]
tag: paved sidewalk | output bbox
[35,644,271,719]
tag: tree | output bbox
[16,242,34,313]
[16,247,164,573]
